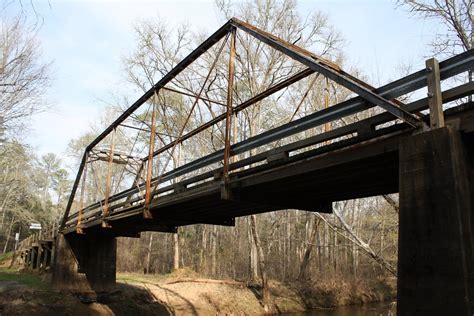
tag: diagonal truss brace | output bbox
[230,18,421,127]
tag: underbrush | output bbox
[295,277,396,309]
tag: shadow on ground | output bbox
[0,271,170,316]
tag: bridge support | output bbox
[398,127,474,315]
[52,233,116,292]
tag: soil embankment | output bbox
[0,257,395,315]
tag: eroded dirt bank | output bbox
[0,267,395,315]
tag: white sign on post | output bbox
[29,223,41,230]
[15,232,19,241]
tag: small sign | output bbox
[15,233,19,241]
[29,223,41,230]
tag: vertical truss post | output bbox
[222,26,236,200]
[102,128,116,228]
[76,152,89,234]
[231,111,238,164]
[426,58,445,129]
[125,161,145,205]
[144,91,158,218]
[323,76,333,149]
[324,77,331,134]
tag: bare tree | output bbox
[399,0,473,56]
[0,11,51,130]
[399,0,473,96]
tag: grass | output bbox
[117,267,199,285]
[0,267,51,290]
[0,251,13,263]
[117,272,166,285]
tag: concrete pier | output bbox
[52,233,116,292]
[398,127,474,315]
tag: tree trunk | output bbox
[249,215,270,309]
[298,215,319,280]
[144,232,153,274]
[0,184,14,231]
[248,220,258,280]
[173,230,180,270]
[200,226,207,273]
[211,225,217,275]
[3,216,14,254]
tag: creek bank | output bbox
[118,268,396,314]
[294,278,396,309]
[0,263,395,315]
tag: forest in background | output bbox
[1,0,472,304]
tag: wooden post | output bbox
[222,27,236,200]
[426,58,444,129]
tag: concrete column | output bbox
[31,246,38,269]
[49,240,55,269]
[41,245,50,270]
[52,233,116,292]
[26,249,31,269]
[398,127,473,315]
[35,245,43,270]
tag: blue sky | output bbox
[7,0,438,164]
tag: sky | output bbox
[5,0,439,165]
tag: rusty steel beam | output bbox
[69,69,474,223]
[60,150,87,230]
[230,18,421,127]
[143,67,315,162]
[76,152,89,234]
[162,86,227,107]
[61,21,233,228]
[223,27,236,181]
[147,31,231,199]
[101,128,117,227]
[119,123,176,138]
[143,92,158,218]
[289,73,320,122]
[222,27,236,199]
[89,149,142,165]
[86,21,232,151]
[61,19,474,231]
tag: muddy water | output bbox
[294,302,396,316]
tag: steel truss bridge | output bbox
[20,18,473,314]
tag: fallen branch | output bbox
[316,209,397,277]
[166,278,244,287]
[383,195,399,213]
